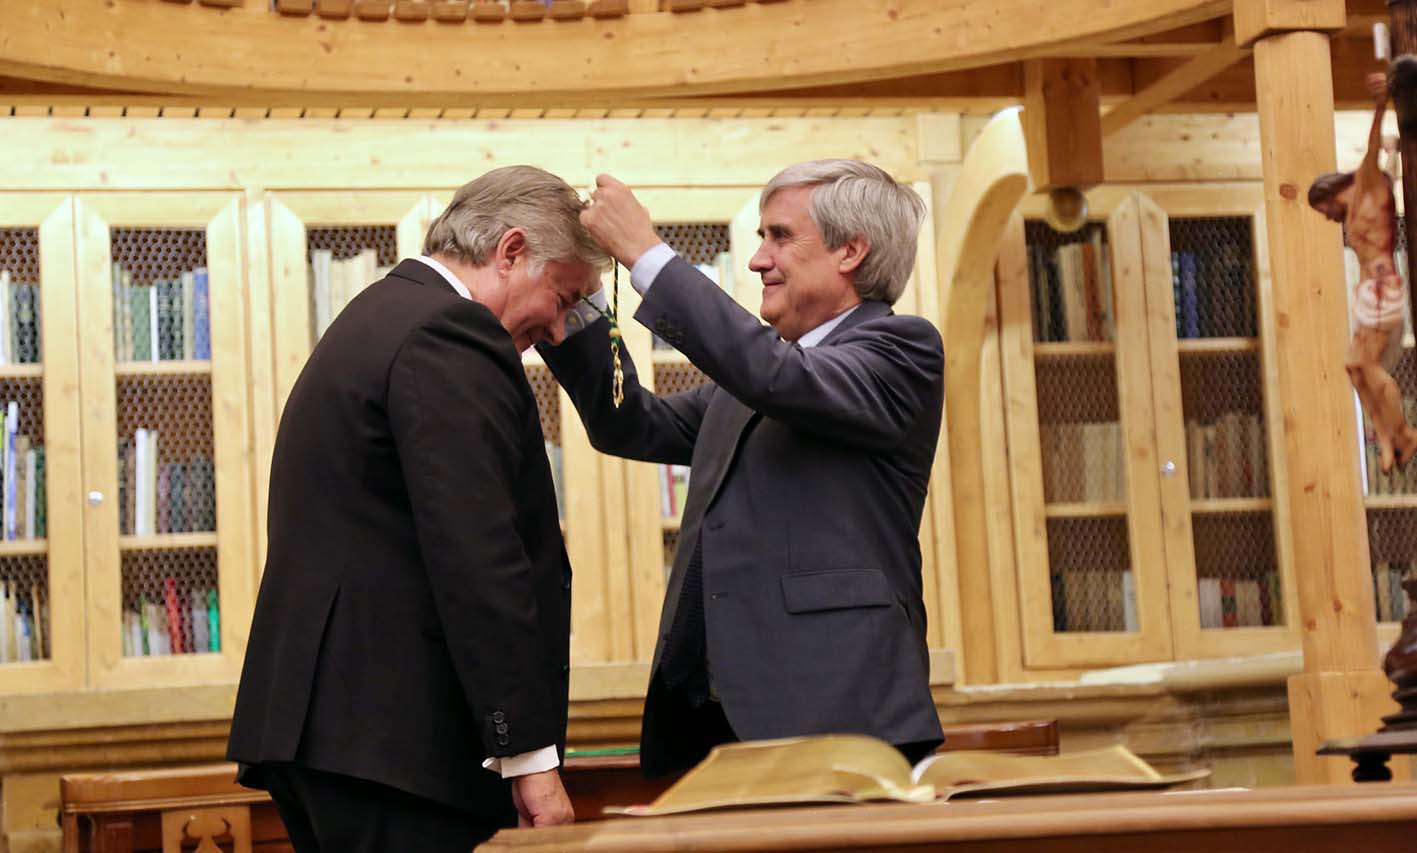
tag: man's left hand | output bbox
[581,174,661,269]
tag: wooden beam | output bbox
[1021,59,1103,190]
[1101,36,1249,135]
[1250,25,1397,783]
[1235,0,1346,47]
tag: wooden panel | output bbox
[243,191,275,575]
[0,118,929,190]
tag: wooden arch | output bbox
[0,0,1227,100]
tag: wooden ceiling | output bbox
[0,0,1394,118]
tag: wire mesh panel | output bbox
[0,555,50,662]
[1368,508,1417,622]
[111,228,219,658]
[307,226,399,342]
[1167,219,1257,339]
[655,224,731,266]
[1178,354,1269,499]
[1045,516,1135,633]
[120,547,220,657]
[1191,512,1282,628]
[110,229,210,362]
[1024,221,1115,343]
[0,228,42,365]
[1034,353,1124,504]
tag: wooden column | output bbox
[1021,59,1104,191]
[1241,1,1400,784]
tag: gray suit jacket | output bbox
[541,257,945,771]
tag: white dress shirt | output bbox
[411,256,561,780]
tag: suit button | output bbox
[562,663,570,675]
[497,735,510,747]
[492,711,505,723]
[563,577,571,591]
[496,723,509,734]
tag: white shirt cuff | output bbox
[563,287,609,339]
[481,745,561,778]
[629,242,676,296]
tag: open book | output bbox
[607,735,1209,817]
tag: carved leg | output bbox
[1391,54,1417,139]
[1351,750,1394,783]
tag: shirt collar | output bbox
[796,304,861,348]
[412,255,472,301]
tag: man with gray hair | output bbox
[229,165,603,850]
[540,160,945,776]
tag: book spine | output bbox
[206,588,220,652]
[193,267,211,361]
[163,577,184,654]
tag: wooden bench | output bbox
[60,720,1058,852]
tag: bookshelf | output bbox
[73,193,254,689]
[999,186,1300,669]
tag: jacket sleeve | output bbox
[538,315,711,466]
[387,301,558,758]
[635,257,944,450]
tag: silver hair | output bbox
[422,165,606,273]
[760,159,926,304]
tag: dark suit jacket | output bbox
[227,259,572,819]
[540,257,945,775]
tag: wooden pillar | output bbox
[1239,1,1401,784]
[1021,59,1104,191]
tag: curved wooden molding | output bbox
[935,108,1031,683]
[0,0,1228,100]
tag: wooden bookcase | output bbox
[997,185,1301,669]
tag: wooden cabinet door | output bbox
[1000,190,1174,668]
[74,193,255,689]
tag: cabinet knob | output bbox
[1160,461,1176,476]
[87,490,103,506]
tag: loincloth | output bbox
[1352,272,1408,330]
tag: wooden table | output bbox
[477,783,1417,852]
[59,720,1059,851]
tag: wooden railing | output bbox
[161,0,806,22]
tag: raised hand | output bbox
[580,174,662,269]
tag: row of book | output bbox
[652,255,734,350]
[0,271,40,364]
[1051,569,1137,633]
[1027,233,1115,344]
[1198,574,1283,629]
[117,430,215,536]
[1361,397,1417,495]
[0,401,44,541]
[122,581,220,657]
[1040,422,1124,504]
[309,249,393,341]
[1373,562,1411,623]
[0,580,46,663]
[111,263,211,362]
[659,463,690,520]
[1170,246,1257,339]
[1186,412,1269,500]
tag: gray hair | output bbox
[423,165,606,273]
[761,159,926,304]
